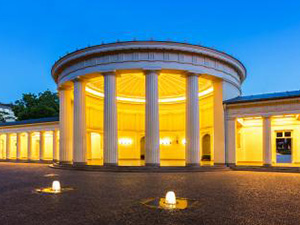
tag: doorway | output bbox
[140,136,145,160]
[202,134,211,161]
[276,131,292,163]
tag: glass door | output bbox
[276,131,292,163]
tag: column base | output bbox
[104,163,118,167]
[214,163,225,166]
[263,163,272,167]
[145,163,160,167]
[186,163,200,167]
[226,163,236,167]
[57,161,72,165]
[73,162,87,167]
[38,159,53,164]
[27,159,38,163]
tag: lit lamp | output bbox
[165,191,176,206]
[160,138,172,145]
[142,190,193,210]
[52,180,61,193]
[119,138,133,145]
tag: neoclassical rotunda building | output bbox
[1,41,300,168]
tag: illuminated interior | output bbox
[84,71,215,166]
[236,114,300,166]
[236,117,263,166]
[271,115,300,166]
[31,132,40,160]
[43,131,53,160]
[0,134,5,159]
[20,133,28,159]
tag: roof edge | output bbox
[0,117,59,127]
[224,90,300,105]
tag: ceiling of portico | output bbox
[86,71,212,101]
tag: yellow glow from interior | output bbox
[272,114,295,118]
[160,138,172,145]
[86,87,213,103]
[118,138,133,145]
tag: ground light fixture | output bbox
[35,180,73,194]
[141,191,198,210]
[165,191,176,206]
[52,181,61,193]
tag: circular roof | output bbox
[52,41,247,83]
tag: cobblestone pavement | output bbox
[0,163,300,225]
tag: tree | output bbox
[12,90,59,121]
[0,111,8,122]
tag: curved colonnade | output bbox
[51,41,246,167]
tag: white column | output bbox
[59,87,73,164]
[16,133,21,160]
[145,70,160,166]
[73,78,87,166]
[39,131,45,161]
[27,132,32,160]
[6,133,10,159]
[53,130,59,162]
[185,73,200,166]
[213,80,225,165]
[263,116,272,166]
[226,118,236,165]
[103,72,118,166]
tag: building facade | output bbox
[0,41,299,168]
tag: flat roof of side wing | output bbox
[224,90,300,104]
[0,117,59,127]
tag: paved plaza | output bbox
[0,163,300,225]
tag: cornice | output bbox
[51,41,246,83]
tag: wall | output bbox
[86,93,214,165]
[236,118,263,164]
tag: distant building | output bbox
[0,103,16,122]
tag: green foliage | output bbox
[12,90,59,121]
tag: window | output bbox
[285,132,291,137]
[276,131,292,156]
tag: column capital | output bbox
[226,116,236,121]
[58,85,73,91]
[262,115,272,119]
[101,70,118,76]
[73,76,88,84]
[183,71,202,77]
[143,68,161,75]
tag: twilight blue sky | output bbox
[0,0,300,103]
